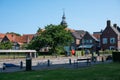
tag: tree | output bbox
[37,27,43,34]
[0,41,12,49]
[6,32,21,36]
[27,24,73,55]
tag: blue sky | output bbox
[0,0,120,34]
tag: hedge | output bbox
[112,52,120,62]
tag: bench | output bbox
[74,58,91,67]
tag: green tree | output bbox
[37,27,43,34]
[0,41,12,49]
[6,32,21,36]
[27,24,73,55]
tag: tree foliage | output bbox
[6,32,21,36]
[0,41,12,49]
[27,24,73,55]
[37,27,43,34]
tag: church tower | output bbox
[60,11,67,27]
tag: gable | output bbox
[0,33,5,42]
[1,36,10,42]
[71,30,86,40]
[84,32,92,39]
[102,26,118,37]
[83,32,98,41]
[0,33,5,39]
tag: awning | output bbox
[78,45,93,49]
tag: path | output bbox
[0,56,112,73]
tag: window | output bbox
[82,39,84,44]
[110,38,115,44]
[103,38,107,44]
[76,39,80,45]
[86,40,89,43]
[83,39,92,43]
[110,46,115,50]
[90,40,93,43]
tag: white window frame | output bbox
[103,38,107,44]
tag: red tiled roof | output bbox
[14,34,34,43]
[6,34,17,42]
[0,33,5,39]
[22,34,34,43]
[15,36,24,43]
[93,34,101,39]
[3,33,34,44]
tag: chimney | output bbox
[101,29,103,33]
[107,20,111,26]
[113,24,117,28]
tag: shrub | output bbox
[112,52,120,62]
[99,50,114,54]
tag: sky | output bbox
[0,0,120,34]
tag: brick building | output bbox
[100,20,120,50]
[0,33,34,49]
[78,31,99,51]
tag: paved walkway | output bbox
[0,56,112,73]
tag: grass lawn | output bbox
[0,63,120,80]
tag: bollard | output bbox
[87,58,89,65]
[93,57,96,63]
[3,63,6,70]
[48,59,50,66]
[20,61,23,69]
[102,56,104,62]
[69,58,71,65]
[26,58,32,71]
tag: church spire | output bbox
[60,10,67,27]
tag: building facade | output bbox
[78,31,99,51]
[100,20,120,50]
[0,33,34,50]
[71,30,86,49]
